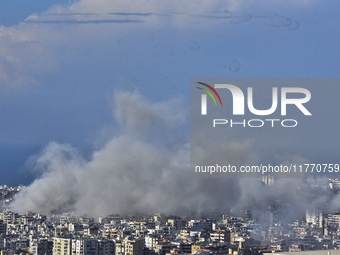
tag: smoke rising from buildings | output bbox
[10,91,339,220]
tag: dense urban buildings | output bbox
[1,179,340,254]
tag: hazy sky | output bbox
[1,0,340,185]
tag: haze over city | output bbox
[0,1,339,254]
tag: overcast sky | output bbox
[0,0,340,185]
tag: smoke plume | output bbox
[10,91,340,220]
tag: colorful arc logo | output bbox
[196,82,222,115]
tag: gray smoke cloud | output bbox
[10,91,340,220]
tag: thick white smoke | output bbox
[12,91,241,217]
[10,91,339,220]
